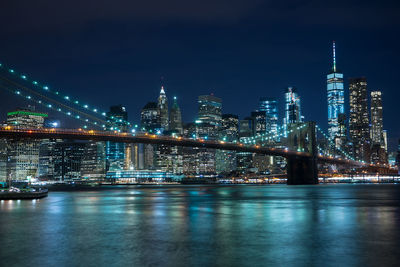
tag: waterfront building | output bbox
[53,141,86,181]
[158,86,169,131]
[6,108,47,180]
[169,96,183,134]
[106,169,176,183]
[327,41,345,141]
[283,87,302,137]
[259,97,279,138]
[0,139,7,181]
[349,77,370,162]
[81,141,106,180]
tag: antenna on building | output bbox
[333,41,337,72]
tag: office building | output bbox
[6,108,47,180]
[259,97,279,138]
[349,77,370,162]
[327,41,345,141]
[158,86,169,131]
[216,114,239,174]
[169,97,183,134]
[283,87,302,136]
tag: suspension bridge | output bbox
[0,61,394,184]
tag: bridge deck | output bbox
[0,128,363,166]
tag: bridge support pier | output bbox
[286,155,318,185]
[286,121,318,185]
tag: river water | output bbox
[1,184,400,266]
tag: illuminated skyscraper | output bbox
[141,102,160,132]
[349,77,370,162]
[198,94,222,127]
[370,91,387,164]
[327,41,345,141]
[158,86,169,131]
[283,87,302,136]
[169,96,183,134]
[6,108,47,180]
[370,91,384,146]
[106,105,128,171]
[216,114,239,174]
[259,97,278,137]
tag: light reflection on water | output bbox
[1,184,400,266]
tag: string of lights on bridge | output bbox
[0,61,132,129]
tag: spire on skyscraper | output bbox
[333,41,337,72]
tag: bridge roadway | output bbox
[0,127,363,166]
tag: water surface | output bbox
[1,184,400,266]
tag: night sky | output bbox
[0,0,399,149]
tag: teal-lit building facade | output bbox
[327,41,345,141]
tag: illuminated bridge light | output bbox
[84,105,88,108]
[43,86,49,90]
[9,69,14,73]
[74,101,79,104]
[21,75,27,79]
[32,81,38,85]
[64,96,69,100]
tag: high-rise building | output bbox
[327,41,345,141]
[158,86,169,131]
[259,97,279,138]
[349,77,370,162]
[169,96,183,134]
[141,102,160,132]
[81,141,106,180]
[106,105,128,171]
[237,117,254,173]
[216,114,239,174]
[251,111,266,135]
[370,91,387,164]
[106,105,128,132]
[283,87,302,136]
[370,91,384,146]
[53,141,86,181]
[198,94,222,127]
[6,108,47,180]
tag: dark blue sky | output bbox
[0,0,399,149]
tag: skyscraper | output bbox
[349,77,370,162]
[251,111,266,135]
[158,86,169,131]
[370,91,384,146]
[216,114,239,174]
[283,87,302,136]
[169,96,183,134]
[106,105,128,171]
[259,97,278,138]
[198,94,222,127]
[327,41,345,141]
[370,91,386,164]
[141,102,160,132]
[6,108,47,180]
